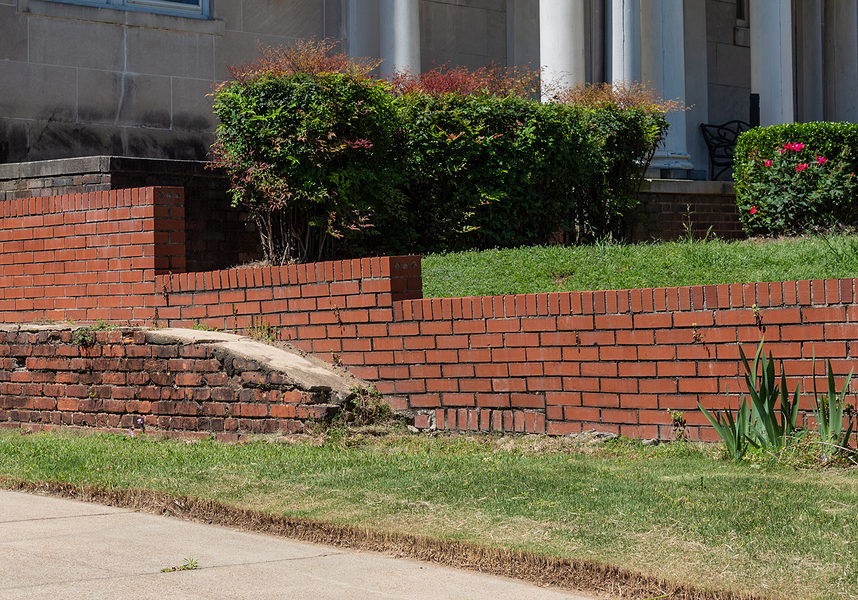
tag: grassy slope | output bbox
[422,235,858,298]
[1,430,856,600]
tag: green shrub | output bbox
[733,122,858,235]
[210,42,403,264]
[392,93,582,251]
[392,90,666,252]
[212,43,670,260]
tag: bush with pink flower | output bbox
[734,123,858,235]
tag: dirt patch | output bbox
[2,478,769,600]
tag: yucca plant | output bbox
[700,340,802,460]
[810,357,855,454]
[739,340,801,452]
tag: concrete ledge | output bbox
[639,179,735,195]
[0,156,216,181]
[146,328,360,399]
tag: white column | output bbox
[683,0,709,177]
[824,0,858,122]
[641,0,692,172]
[797,0,824,122]
[539,0,587,100]
[750,0,794,126]
[347,0,380,62]
[609,0,641,85]
[379,0,420,78]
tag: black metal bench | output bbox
[700,120,751,181]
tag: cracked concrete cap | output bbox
[146,329,359,396]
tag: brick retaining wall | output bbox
[0,326,343,440]
[630,179,743,242]
[0,156,260,272]
[159,265,857,440]
[1,187,855,440]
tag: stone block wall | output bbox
[1,0,522,165]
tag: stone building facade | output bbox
[0,0,856,180]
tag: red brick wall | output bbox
[157,267,857,440]
[0,187,184,323]
[2,187,856,440]
[0,326,331,441]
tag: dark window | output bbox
[45,0,208,18]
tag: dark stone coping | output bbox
[0,156,223,181]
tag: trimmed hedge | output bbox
[211,44,669,262]
[734,122,858,235]
[392,94,665,252]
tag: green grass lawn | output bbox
[422,234,858,298]
[1,430,855,600]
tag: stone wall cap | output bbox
[0,156,217,182]
[0,156,111,180]
[639,179,735,195]
[147,328,361,396]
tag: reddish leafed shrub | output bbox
[226,39,381,84]
[388,64,539,98]
[554,81,685,113]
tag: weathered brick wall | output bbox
[0,326,336,441]
[1,187,855,440]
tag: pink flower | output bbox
[750,206,758,215]
[764,159,772,166]
[816,156,827,165]
[796,163,808,172]
[783,142,805,152]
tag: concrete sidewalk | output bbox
[0,489,593,600]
